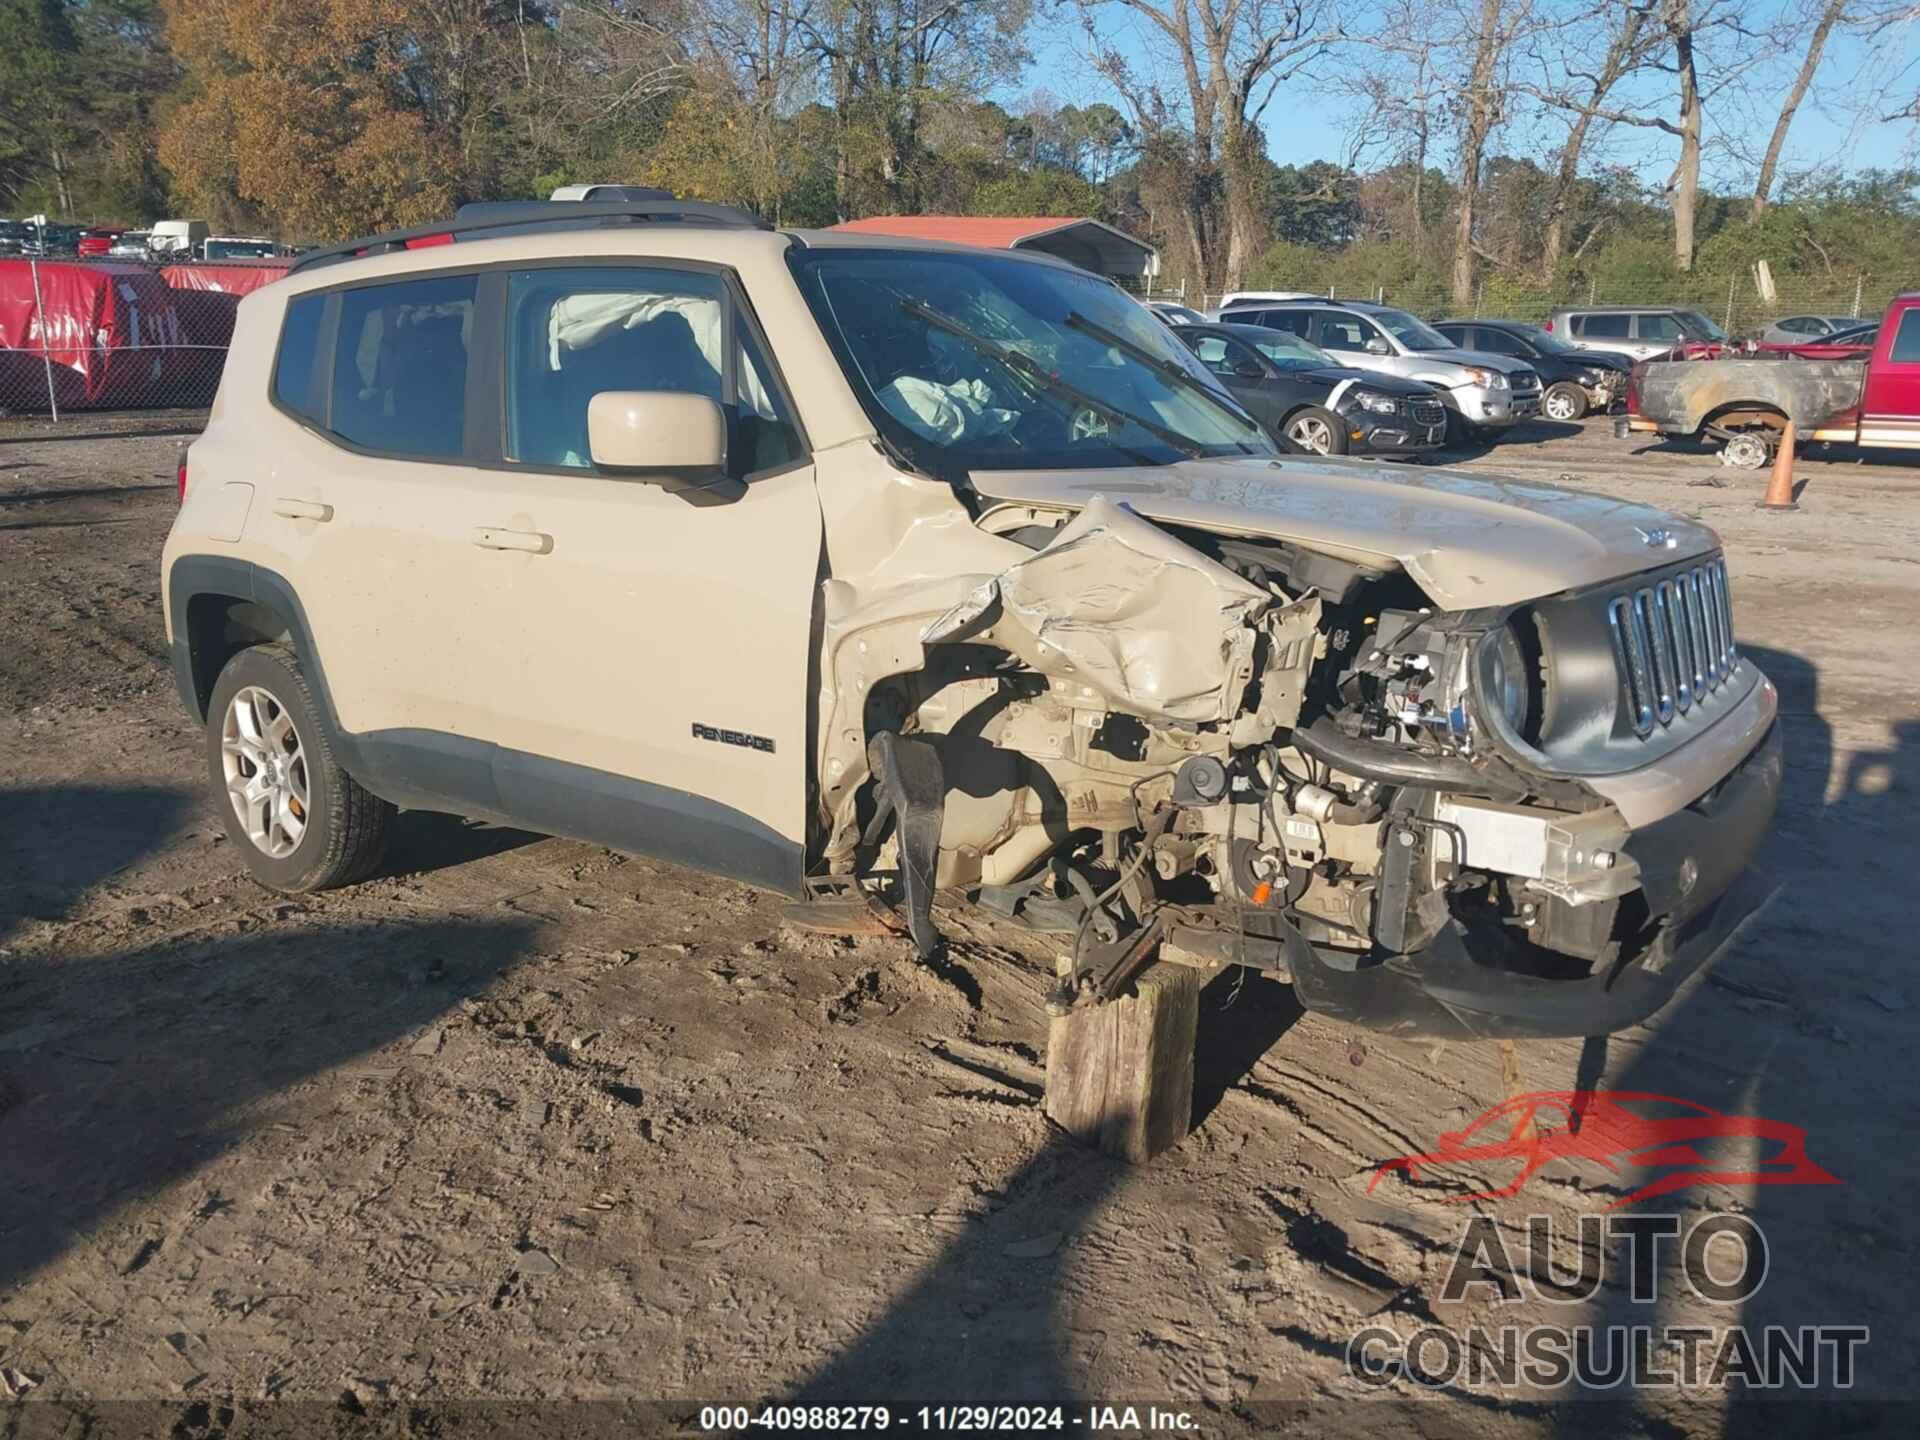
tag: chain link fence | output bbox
[1,255,288,429]
[1152,274,1896,334]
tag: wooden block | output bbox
[1045,960,1203,1163]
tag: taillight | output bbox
[177,454,188,502]
[1543,319,1554,331]
[1625,363,1643,416]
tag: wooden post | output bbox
[1046,960,1203,1163]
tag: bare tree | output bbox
[1751,0,1850,219]
[1072,0,1343,292]
[1521,0,1664,278]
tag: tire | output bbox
[1284,406,1348,456]
[1542,382,1589,422]
[205,643,392,892]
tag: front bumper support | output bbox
[1288,721,1783,1040]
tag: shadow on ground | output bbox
[1552,644,1916,1433]
[0,910,538,1294]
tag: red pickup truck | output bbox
[1622,292,1920,467]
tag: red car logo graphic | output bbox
[1370,1091,1840,1208]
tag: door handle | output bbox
[471,526,552,555]
[273,497,333,522]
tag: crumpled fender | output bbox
[922,495,1272,726]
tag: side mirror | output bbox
[1232,359,1265,380]
[587,391,727,485]
[1363,337,1391,356]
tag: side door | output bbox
[472,262,823,895]
[1310,311,1394,377]
[260,271,511,817]
[1186,331,1282,426]
[1633,311,1687,358]
[1575,311,1638,358]
[1860,303,1920,446]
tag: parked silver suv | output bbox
[1225,300,1541,441]
[1544,306,1731,361]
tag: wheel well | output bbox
[183,592,293,719]
[1701,402,1787,434]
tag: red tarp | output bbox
[161,260,291,348]
[0,259,199,410]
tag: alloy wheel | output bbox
[1287,415,1334,453]
[221,684,310,858]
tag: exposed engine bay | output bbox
[814,494,1658,1012]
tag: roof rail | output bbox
[288,199,771,275]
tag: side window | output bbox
[1259,309,1313,338]
[1637,312,1683,341]
[1580,313,1631,339]
[1475,328,1526,357]
[504,266,802,477]
[1314,314,1378,352]
[1433,324,1468,348]
[1779,317,1814,334]
[1190,336,1233,374]
[272,292,327,425]
[330,275,477,458]
[1890,309,1920,363]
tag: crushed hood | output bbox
[969,456,1719,610]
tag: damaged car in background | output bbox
[163,203,1783,1053]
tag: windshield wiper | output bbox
[1061,311,1267,449]
[900,299,1210,460]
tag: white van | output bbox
[149,220,210,257]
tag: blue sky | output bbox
[1013,8,1918,191]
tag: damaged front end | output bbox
[812,494,1780,1042]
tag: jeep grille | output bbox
[1607,558,1737,737]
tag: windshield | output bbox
[1374,307,1454,351]
[1679,310,1728,340]
[789,249,1276,475]
[206,240,277,259]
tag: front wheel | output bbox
[206,643,392,892]
[1542,382,1589,422]
[1284,406,1348,456]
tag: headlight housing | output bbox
[1482,626,1530,732]
[1447,622,1536,742]
[1461,366,1508,390]
[1354,390,1400,415]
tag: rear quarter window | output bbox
[1579,313,1632,339]
[272,293,327,424]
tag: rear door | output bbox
[261,270,510,816]
[472,261,822,894]
[1860,302,1920,447]
[1574,312,1641,357]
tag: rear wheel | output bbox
[1718,431,1773,470]
[1543,382,1589,422]
[1284,406,1348,456]
[206,644,391,892]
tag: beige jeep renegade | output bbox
[162,199,1781,1040]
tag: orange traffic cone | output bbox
[1759,420,1800,511]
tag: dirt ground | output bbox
[2,416,1917,1437]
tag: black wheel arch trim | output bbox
[166,554,805,897]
